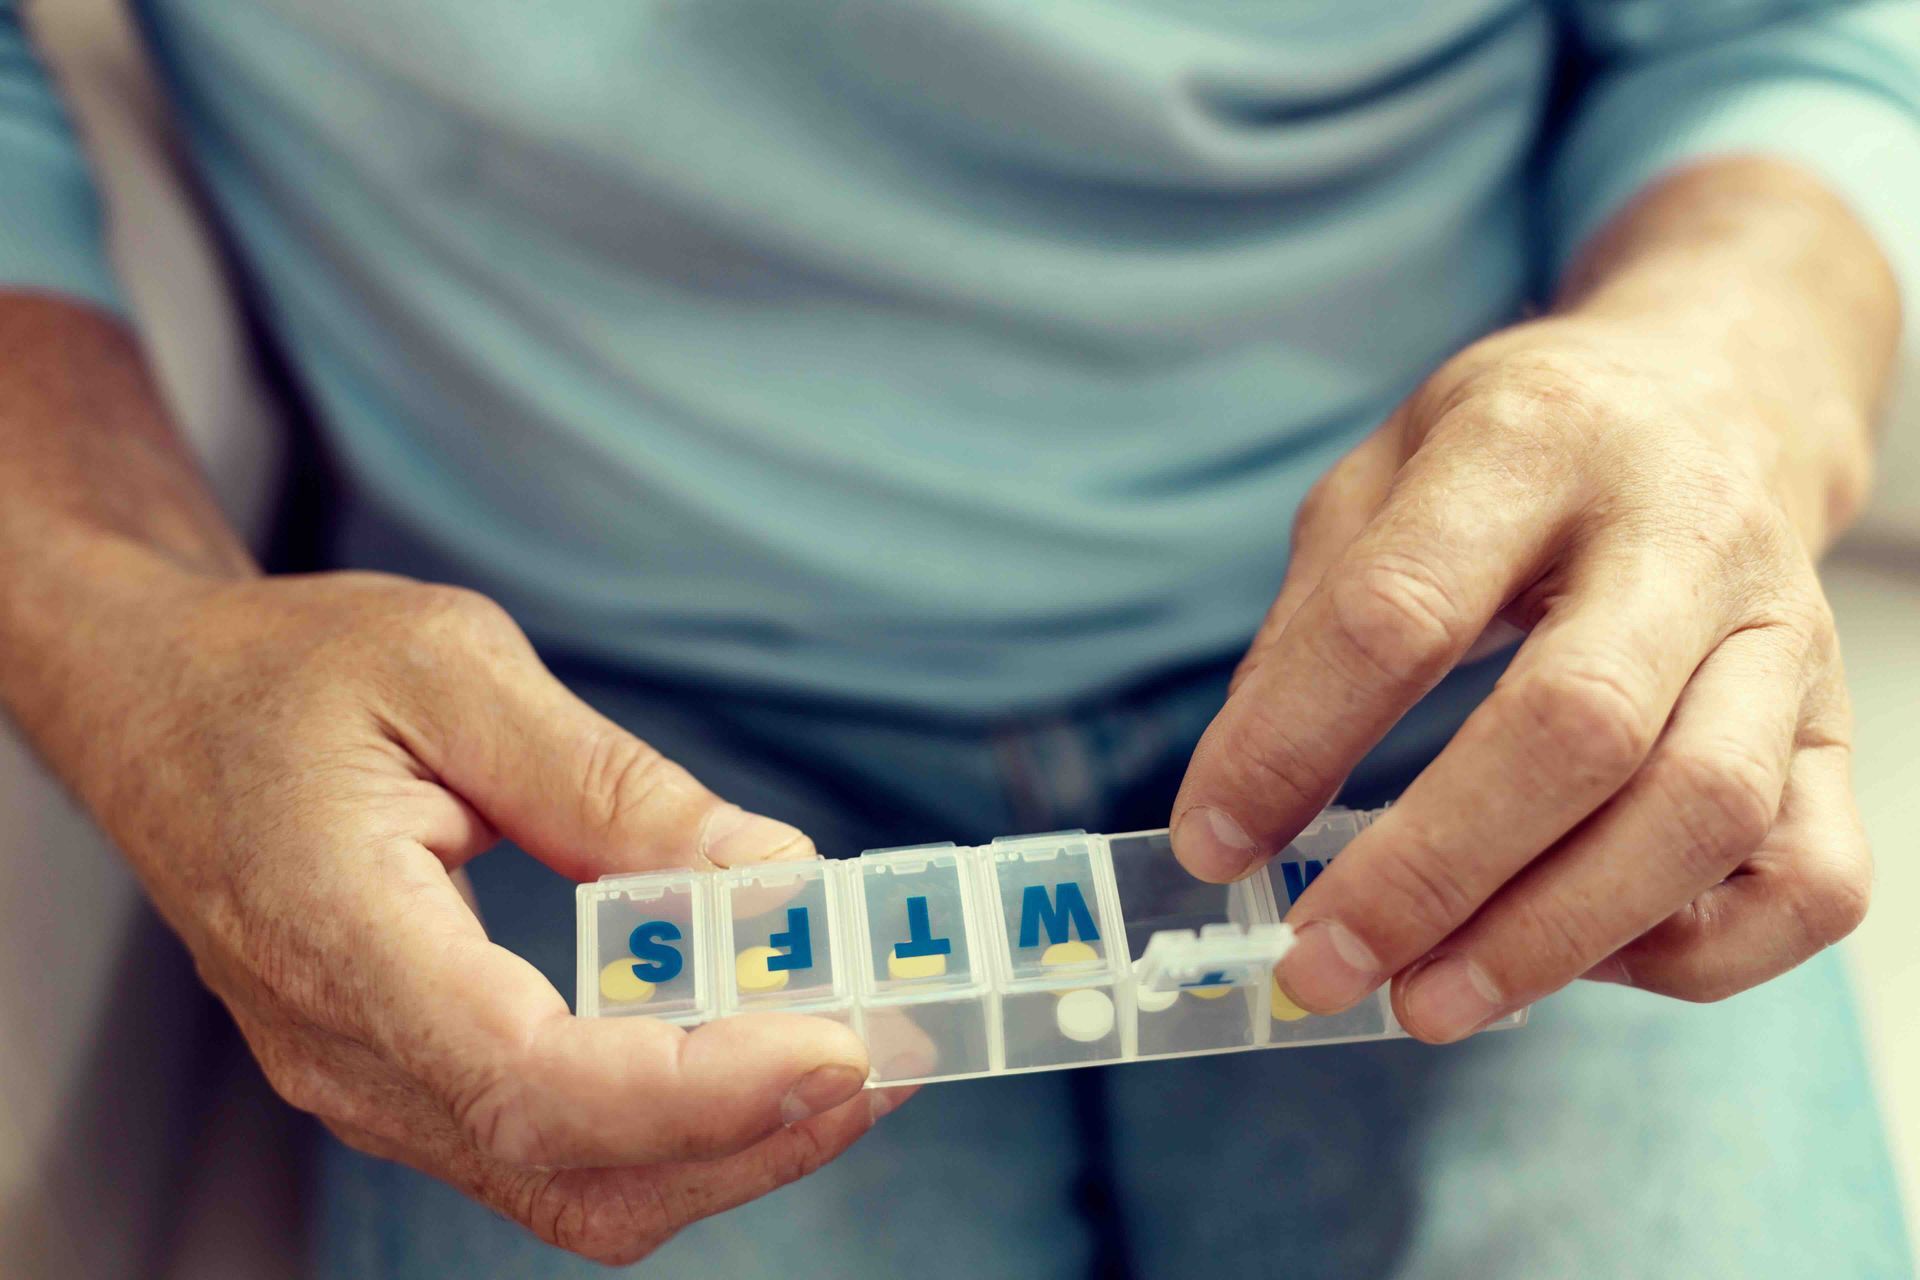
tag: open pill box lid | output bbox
[1133,922,1297,993]
[576,805,1526,1087]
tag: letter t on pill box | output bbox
[850,844,995,1082]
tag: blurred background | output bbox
[2,1,1915,1276]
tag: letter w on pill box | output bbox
[576,806,1526,1086]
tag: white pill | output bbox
[1055,989,1115,1042]
[1133,985,1179,1013]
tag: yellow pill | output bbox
[1040,940,1099,968]
[1188,983,1233,1001]
[599,960,656,1005]
[888,946,949,981]
[736,945,792,993]
[1270,976,1310,1022]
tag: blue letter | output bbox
[1018,882,1099,949]
[1279,859,1326,907]
[628,920,684,982]
[1181,970,1231,989]
[767,907,814,972]
[894,895,952,960]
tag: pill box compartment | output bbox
[1108,832,1270,1057]
[1266,807,1370,912]
[1261,811,1394,1043]
[981,833,1132,1070]
[576,871,713,1025]
[850,845,994,1084]
[716,859,855,1029]
[1259,812,1526,1043]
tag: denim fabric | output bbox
[313,655,1912,1278]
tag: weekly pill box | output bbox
[577,806,1525,1086]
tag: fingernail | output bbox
[1172,806,1260,882]
[1402,956,1502,1042]
[1277,920,1380,1012]
[702,805,810,867]
[779,1064,866,1126]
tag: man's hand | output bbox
[1170,158,1901,1041]
[57,569,894,1261]
[0,297,899,1266]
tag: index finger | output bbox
[1170,434,1574,881]
[363,852,871,1169]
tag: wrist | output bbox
[0,529,236,799]
[1551,158,1899,552]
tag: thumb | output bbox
[397,627,812,881]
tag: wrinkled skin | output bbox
[1172,160,1898,1043]
[35,567,907,1265]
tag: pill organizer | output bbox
[576,805,1525,1087]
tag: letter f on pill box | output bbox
[717,859,855,1026]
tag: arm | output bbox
[0,9,885,1264]
[1172,2,1917,1040]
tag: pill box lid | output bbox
[1132,921,1296,993]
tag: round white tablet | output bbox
[1055,989,1115,1042]
[1133,985,1179,1013]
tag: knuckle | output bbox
[1685,470,1771,542]
[408,584,521,651]
[578,730,682,841]
[530,1177,673,1267]
[1512,658,1657,781]
[1217,699,1339,816]
[1503,898,1607,986]
[1362,833,1483,942]
[766,1116,837,1187]
[1437,351,1610,448]
[1652,744,1780,878]
[255,1048,338,1118]
[1619,900,1745,1004]
[1326,552,1469,685]
[518,1172,583,1254]
[1786,858,1871,953]
[1648,464,1790,571]
[1758,591,1838,673]
[1292,476,1333,542]
[448,1062,547,1166]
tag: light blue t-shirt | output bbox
[4,1,1918,715]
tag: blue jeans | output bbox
[312,654,1912,1278]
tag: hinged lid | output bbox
[1134,922,1296,994]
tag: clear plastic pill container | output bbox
[577,806,1525,1086]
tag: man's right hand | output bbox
[30,565,892,1264]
